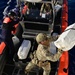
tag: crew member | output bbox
[0,10,20,60]
[25,33,63,75]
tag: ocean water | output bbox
[0,0,75,75]
[68,0,75,25]
[0,0,17,24]
[68,0,75,75]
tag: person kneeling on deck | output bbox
[25,33,63,75]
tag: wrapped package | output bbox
[17,40,31,59]
[54,23,75,51]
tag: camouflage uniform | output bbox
[25,33,63,75]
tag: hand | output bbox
[58,48,63,53]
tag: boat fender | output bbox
[17,40,31,59]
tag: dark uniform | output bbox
[0,11,20,59]
[25,33,63,75]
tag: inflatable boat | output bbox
[0,0,68,75]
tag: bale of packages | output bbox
[54,23,75,51]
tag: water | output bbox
[68,0,75,25]
[0,0,17,24]
[68,0,75,75]
[0,0,75,75]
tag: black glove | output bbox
[63,68,67,73]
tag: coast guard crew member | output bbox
[0,10,20,60]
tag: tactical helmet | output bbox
[8,10,17,17]
[36,33,47,43]
[12,7,21,17]
[8,9,20,21]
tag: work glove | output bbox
[58,48,63,53]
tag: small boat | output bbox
[0,0,68,75]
